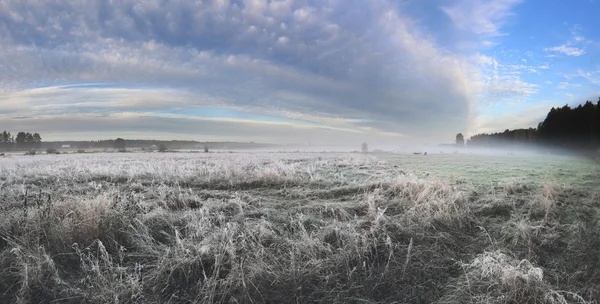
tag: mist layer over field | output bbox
[0,152,598,303]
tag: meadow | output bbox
[0,151,599,303]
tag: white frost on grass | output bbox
[0,152,381,187]
[440,250,590,304]
[363,176,469,228]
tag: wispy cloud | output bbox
[544,45,585,56]
[577,69,600,85]
[557,81,583,89]
[570,24,593,44]
[543,25,592,57]
[472,54,539,105]
[0,112,405,144]
[441,0,522,38]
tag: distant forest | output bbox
[0,131,42,150]
[0,136,277,151]
[468,98,600,154]
[45,140,278,150]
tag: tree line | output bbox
[466,98,600,153]
[0,131,42,150]
[467,128,538,148]
[44,140,277,150]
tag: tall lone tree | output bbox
[456,133,465,147]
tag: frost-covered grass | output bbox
[0,152,598,303]
[378,152,600,189]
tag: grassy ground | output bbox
[0,151,598,303]
[375,151,600,189]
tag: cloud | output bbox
[577,69,600,85]
[441,0,522,37]
[544,45,585,56]
[0,85,215,114]
[0,112,405,145]
[0,0,526,144]
[482,78,538,103]
[570,24,593,44]
[543,26,591,57]
[471,54,539,106]
[557,81,583,89]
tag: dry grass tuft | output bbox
[440,250,589,304]
[362,176,471,229]
[530,183,559,223]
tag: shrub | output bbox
[158,143,168,152]
[25,149,37,156]
[77,149,86,154]
[46,148,59,154]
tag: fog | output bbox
[232,143,590,164]
[209,143,566,158]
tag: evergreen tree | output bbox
[455,133,464,146]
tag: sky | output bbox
[0,0,599,146]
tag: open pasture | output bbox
[377,151,600,189]
[0,151,598,303]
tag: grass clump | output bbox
[361,176,472,230]
[440,250,589,304]
[0,245,82,304]
[158,143,168,152]
[46,148,60,155]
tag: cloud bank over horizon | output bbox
[0,0,598,145]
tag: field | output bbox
[0,151,599,303]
